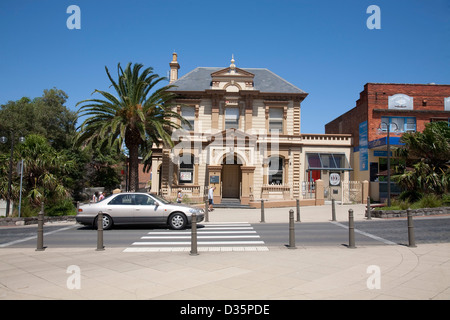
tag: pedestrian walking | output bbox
[208,186,216,211]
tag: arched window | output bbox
[179,154,194,184]
[268,156,283,185]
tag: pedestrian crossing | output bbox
[123,222,269,252]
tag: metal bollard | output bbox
[366,197,372,220]
[296,199,301,222]
[260,199,265,223]
[331,198,336,221]
[407,209,417,248]
[348,209,356,248]
[204,200,209,222]
[288,209,296,249]
[190,213,198,256]
[96,211,105,251]
[36,202,45,251]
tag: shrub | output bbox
[442,194,450,205]
[45,198,77,216]
[416,194,443,208]
[399,190,423,203]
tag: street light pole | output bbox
[5,131,15,217]
[386,123,391,208]
[379,121,398,208]
[1,131,25,217]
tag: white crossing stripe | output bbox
[123,222,268,252]
[124,247,269,252]
[140,235,260,239]
[132,241,265,245]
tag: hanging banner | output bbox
[359,121,368,171]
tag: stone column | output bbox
[315,179,325,205]
[207,165,222,204]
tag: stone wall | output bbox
[0,215,76,226]
[368,207,450,219]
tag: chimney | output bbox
[169,52,180,83]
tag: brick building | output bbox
[325,83,450,201]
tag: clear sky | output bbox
[0,0,449,134]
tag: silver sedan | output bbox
[76,193,204,230]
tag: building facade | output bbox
[325,83,450,202]
[150,54,354,206]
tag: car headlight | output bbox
[189,208,200,214]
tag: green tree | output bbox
[394,122,450,196]
[0,134,75,213]
[75,63,185,191]
[0,88,78,151]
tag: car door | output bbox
[133,194,166,224]
[105,194,136,224]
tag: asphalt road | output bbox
[1,216,449,249]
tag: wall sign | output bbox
[445,97,450,111]
[180,171,192,182]
[388,94,413,110]
[210,175,220,184]
[359,121,368,171]
[329,172,341,186]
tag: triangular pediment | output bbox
[211,67,255,79]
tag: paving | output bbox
[1,203,449,301]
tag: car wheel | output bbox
[95,214,113,230]
[169,213,187,230]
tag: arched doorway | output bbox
[221,154,243,199]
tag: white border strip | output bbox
[330,221,397,245]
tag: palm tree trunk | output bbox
[127,142,140,192]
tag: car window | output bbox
[108,194,135,205]
[150,194,170,204]
[135,194,155,206]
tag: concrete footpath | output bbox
[1,203,449,300]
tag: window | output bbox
[225,107,239,129]
[108,194,135,205]
[181,106,195,131]
[269,108,283,133]
[306,153,350,170]
[179,154,194,184]
[381,117,416,132]
[135,194,155,205]
[268,156,283,184]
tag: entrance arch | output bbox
[207,151,254,205]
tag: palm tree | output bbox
[0,134,74,209]
[394,121,450,196]
[76,63,185,192]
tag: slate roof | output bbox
[169,67,306,94]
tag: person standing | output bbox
[208,186,216,211]
[177,190,183,203]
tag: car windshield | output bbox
[150,194,171,204]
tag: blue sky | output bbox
[0,0,449,134]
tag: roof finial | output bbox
[172,51,178,62]
[230,54,236,70]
